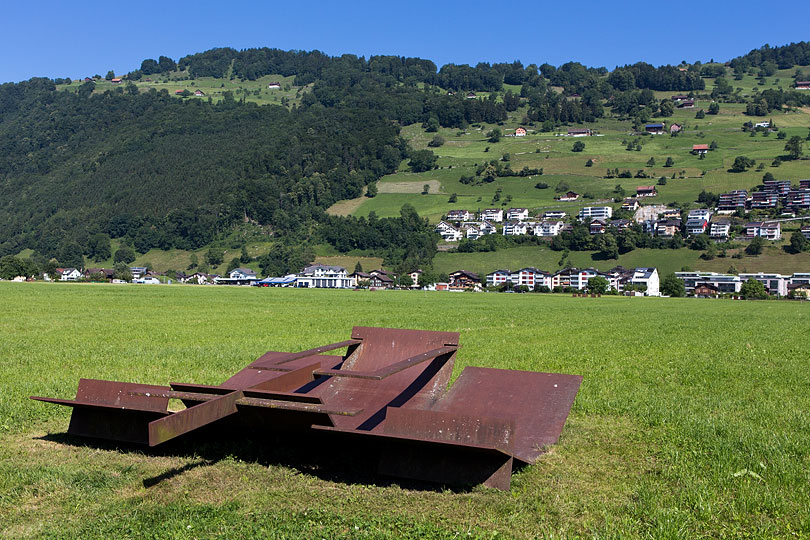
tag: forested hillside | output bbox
[1,41,809,275]
[0,77,429,266]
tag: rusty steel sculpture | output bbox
[32,327,581,490]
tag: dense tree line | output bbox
[731,41,810,71]
[319,205,438,271]
[608,63,705,91]
[169,47,717,95]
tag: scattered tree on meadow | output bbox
[745,236,765,255]
[789,231,807,253]
[408,150,438,172]
[730,156,755,172]
[784,136,803,160]
[206,247,224,266]
[427,134,445,147]
[741,278,768,299]
[587,276,609,294]
[114,246,136,264]
[661,273,685,297]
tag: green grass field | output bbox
[2,283,809,538]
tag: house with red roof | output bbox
[692,144,709,155]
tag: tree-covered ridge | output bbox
[164,46,706,94]
[731,41,810,71]
[0,78,410,259]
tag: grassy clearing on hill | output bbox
[2,283,809,538]
[57,73,310,107]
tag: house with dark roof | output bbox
[449,270,480,290]
[589,219,607,235]
[694,283,720,297]
[645,123,664,134]
[84,268,114,280]
[567,128,593,137]
[486,269,512,288]
[368,269,396,289]
[556,191,580,201]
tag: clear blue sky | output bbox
[3,0,808,83]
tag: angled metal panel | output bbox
[148,391,242,446]
[430,366,582,463]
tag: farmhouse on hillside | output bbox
[645,123,664,135]
[795,81,810,90]
[556,191,580,201]
[268,82,281,89]
[692,144,709,155]
[514,127,527,137]
[567,128,592,137]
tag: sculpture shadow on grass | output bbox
[37,426,519,493]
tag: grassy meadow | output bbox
[2,282,809,538]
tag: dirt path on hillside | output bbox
[326,186,367,216]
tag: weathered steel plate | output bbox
[30,326,581,490]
